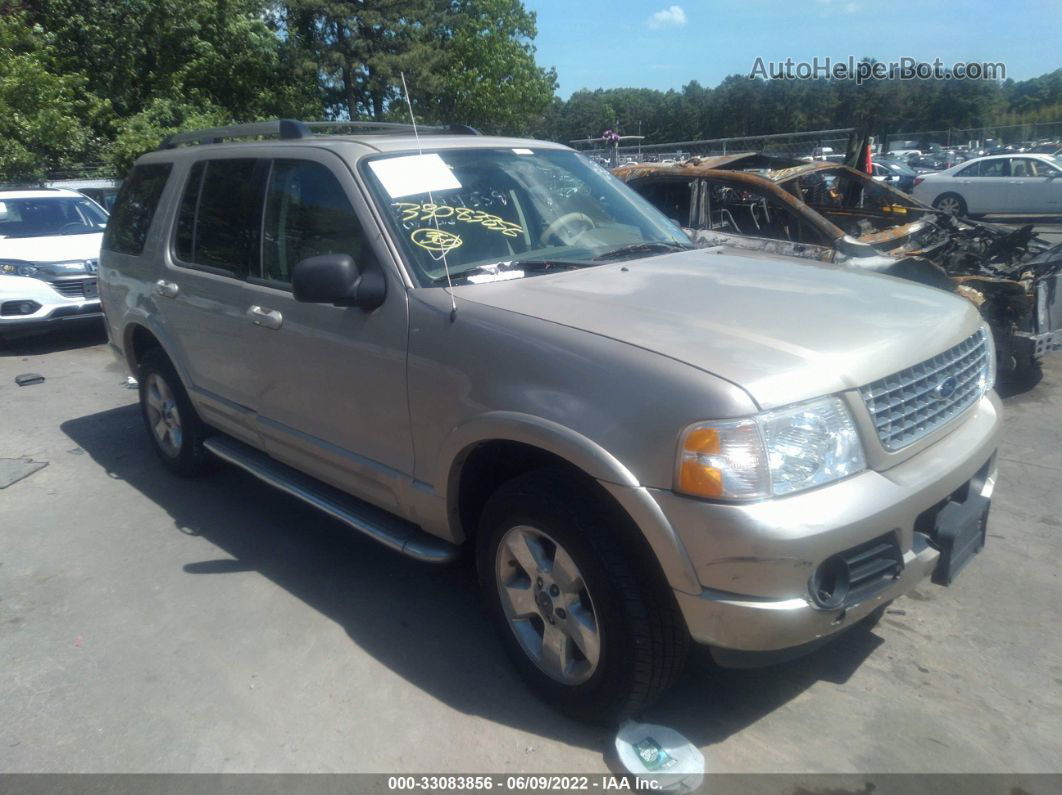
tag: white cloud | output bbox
[647,5,687,29]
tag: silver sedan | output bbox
[912,153,1062,216]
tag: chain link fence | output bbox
[575,120,1062,164]
[573,128,856,164]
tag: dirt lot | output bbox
[0,323,1059,775]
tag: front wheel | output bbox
[477,468,688,724]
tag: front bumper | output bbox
[654,392,1001,657]
[0,274,102,333]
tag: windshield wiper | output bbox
[591,241,693,261]
[432,259,590,286]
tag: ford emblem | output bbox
[934,376,958,400]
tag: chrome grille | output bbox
[860,329,989,452]
[50,278,97,298]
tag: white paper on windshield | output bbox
[512,148,534,155]
[368,153,461,198]
[467,270,524,284]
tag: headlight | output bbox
[978,321,996,395]
[0,260,39,277]
[677,396,866,500]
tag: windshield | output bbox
[361,148,692,285]
[0,197,108,238]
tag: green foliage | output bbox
[3,1,1062,182]
[0,11,103,181]
[422,0,557,134]
[278,0,448,121]
[105,99,232,176]
[277,0,556,132]
[19,0,322,178]
[538,66,1062,146]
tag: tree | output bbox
[23,0,321,174]
[277,0,446,121]
[420,0,556,134]
[0,10,102,181]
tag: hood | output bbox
[0,233,103,264]
[454,248,979,410]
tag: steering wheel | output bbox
[58,222,89,234]
[542,212,596,246]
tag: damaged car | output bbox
[614,154,1062,379]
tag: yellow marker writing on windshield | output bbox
[411,228,463,254]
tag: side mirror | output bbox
[292,253,386,309]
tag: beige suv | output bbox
[100,120,1001,723]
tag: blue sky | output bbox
[523,0,1062,97]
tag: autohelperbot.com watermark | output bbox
[749,56,1006,85]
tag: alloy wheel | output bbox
[494,525,601,685]
[144,372,183,457]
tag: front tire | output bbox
[477,468,688,724]
[933,192,967,216]
[138,348,212,476]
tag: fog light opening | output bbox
[810,555,850,609]
[1,300,42,317]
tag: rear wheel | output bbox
[477,468,688,724]
[138,348,212,476]
[933,193,967,216]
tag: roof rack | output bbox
[160,119,481,149]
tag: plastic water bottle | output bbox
[613,720,705,792]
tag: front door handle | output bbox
[247,305,283,330]
[154,280,179,299]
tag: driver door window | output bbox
[260,160,374,285]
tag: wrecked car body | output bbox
[615,154,1062,377]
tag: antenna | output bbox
[400,71,458,322]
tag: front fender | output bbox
[437,412,702,594]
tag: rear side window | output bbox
[175,159,265,276]
[103,163,172,255]
[261,160,372,284]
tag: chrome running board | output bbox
[204,435,459,564]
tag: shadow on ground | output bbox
[0,322,107,357]
[62,404,884,752]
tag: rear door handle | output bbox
[247,305,283,330]
[154,280,179,299]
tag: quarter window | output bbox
[261,160,371,284]
[103,163,172,255]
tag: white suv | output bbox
[0,187,108,338]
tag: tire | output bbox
[138,347,213,476]
[477,467,688,724]
[933,193,967,217]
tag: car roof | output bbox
[0,187,86,199]
[137,134,571,165]
[967,152,1056,162]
